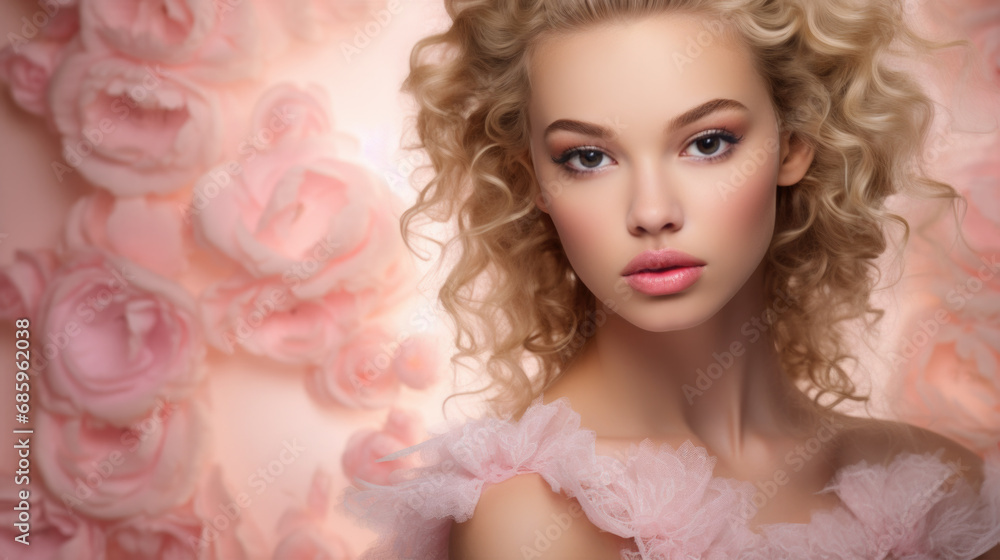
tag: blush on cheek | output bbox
[726,157,779,256]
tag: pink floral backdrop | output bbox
[0,0,996,558]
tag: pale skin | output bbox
[450,12,998,560]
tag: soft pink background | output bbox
[0,0,997,558]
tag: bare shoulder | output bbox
[448,472,627,560]
[831,413,985,490]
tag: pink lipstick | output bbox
[621,249,705,296]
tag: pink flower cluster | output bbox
[889,1,1000,455]
[0,0,440,557]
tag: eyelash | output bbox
[551,128,745,177]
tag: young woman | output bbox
[344,0,1000,558]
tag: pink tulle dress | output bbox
[342,397,1000,559]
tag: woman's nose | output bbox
[625,166,684,235]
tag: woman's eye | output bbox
[694,136,723,155]
[552,147,614,174]
[684,131,743,159]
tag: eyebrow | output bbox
[542,98,749,140]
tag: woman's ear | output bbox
[517,150,550,214]
[534,191,550,214]
[776,131,815,187]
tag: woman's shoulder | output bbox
[829,412,989,489]
[340,397,605,559]
[449,471,629,559]
[819,413,1000,559]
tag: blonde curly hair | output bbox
[400,0,960,419]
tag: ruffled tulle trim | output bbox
[340,397,1000,560]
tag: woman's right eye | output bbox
[551,147,615,175]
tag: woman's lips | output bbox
[623,265,704,295]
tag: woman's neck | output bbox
[545,269,825,469]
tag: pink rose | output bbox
[0,39,65,117]
[35,250,204,426]
[191,138,407,300]
[40,1,81,41]
[308,327,401,409]
[341,408,422,485]
[0,248,59,321]
[80,0,261,81]
[943,152,1000,255]
[63,190,189,278]
[200,273,355,365]
[890,311,1000,455]
[103,513,203,559]
[282,0,390,43]
[248,83,341,150]
[101,466,265,560]
[391,333,443,390]
[49,49,222,196]
[272,470,352,560]
[0,487,103,559]
[37,399,208,520]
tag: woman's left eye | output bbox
[684,130,743,160]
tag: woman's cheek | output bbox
[548,197,613,279]
[723,156,779,257]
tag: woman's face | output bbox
[527,12,810,332]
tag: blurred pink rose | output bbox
[248,83,337,150]
[0,248,59,321]
[391,333,443,390]
[272,470,352,560]
[0,487,103,559]
[282,0,391,43]
[308,327,400,409]
[40,1,81,41]
[0,40,65,116]
[890,311,1000,455]
[200,273,353,365]
[37,399,208,520]
[80,0,261,81]
[975,23,1000,87]
[341,408,422,485]
[955,163,1000,254]
[63,191,189,277]
[923,0,1000,87]
[103,512,203,559]
[101,466,264,560]
[36,250,204,426]
[49,49,222,195]
[192,138,406,299]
